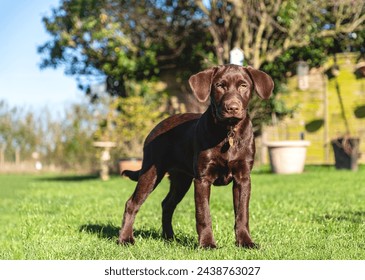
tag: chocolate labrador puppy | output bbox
[119,64,274,248]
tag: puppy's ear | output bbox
[189,67,217,102]
[245,66,274,100]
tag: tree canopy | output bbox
[39,0,365,126]
[197,0,365,67]
[38,0,213,100]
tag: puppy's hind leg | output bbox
[162,172,192,240]
[118,164,165,245]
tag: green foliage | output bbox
[257,32,364,127]
[93,80,168,158]
[38,1,211,153]
[39,0,365,130]
[39,0,210,97]
[0,100,97,170]
[48,103,97,169]
[0,101,44,162]
[0,80,166,169]
[1,166,365,259]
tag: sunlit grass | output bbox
[1,166,364,260]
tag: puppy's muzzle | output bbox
[225,100,242,115]
[221,98,244,121]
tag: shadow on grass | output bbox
[314,211,365,224]
[79,223,197,248]
[37,174,99,182]
[80,224,119,239]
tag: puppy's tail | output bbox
[121,170,140,182]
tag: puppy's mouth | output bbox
[225,116,243,124]
[216,111,245,124]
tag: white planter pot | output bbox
[265,141,310,174]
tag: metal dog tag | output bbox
[228,137,234,147]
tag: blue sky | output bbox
[0,0,83,114]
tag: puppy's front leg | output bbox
[232,173,256,248]
[194,178,216,248]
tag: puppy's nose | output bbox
[226,101,241,114]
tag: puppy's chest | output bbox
[204,143,252,186]
[209,158,237,186]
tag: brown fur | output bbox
[119,65,274,248]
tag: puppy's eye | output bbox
[239,83,247,89]
[216,83,224,88]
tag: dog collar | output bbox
[227,126,238,147]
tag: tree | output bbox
[39,0,365,131]
[194,0,365,127]
[196,0,365,68]
[38,0,212,99]
[0,100,98,171]
[0,101,44,162]
[38,0,212,156]
[92,80,168,158]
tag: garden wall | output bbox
[261,52,365,165]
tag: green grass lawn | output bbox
[1,165,364,260]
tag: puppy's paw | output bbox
[236,241,259,249]
[235,232,258,249]
[117,236,135,245]
[200,242,217,249]
[199,236,217,249]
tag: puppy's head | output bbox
[189,65,274,124]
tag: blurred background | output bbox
[0,0,364,175]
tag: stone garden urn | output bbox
[265,140,311,174]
